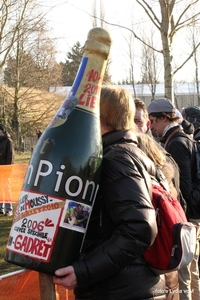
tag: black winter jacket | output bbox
[181,119,194,136]
[160,125,195,218]
[72,130,166,300]
[0,133,14,165]
[194,128,200,140]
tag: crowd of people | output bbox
[1,83,199,299]
[52,85,200,300]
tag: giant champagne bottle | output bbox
[5,27,112,275]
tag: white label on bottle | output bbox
[6,190,91,262]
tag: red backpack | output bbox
[143,181,197,275]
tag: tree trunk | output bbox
[160,18,174,104]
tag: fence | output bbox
[0,269,75,300]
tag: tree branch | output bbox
[174,41,200,75]
[136,0,161,30]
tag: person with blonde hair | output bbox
[53,85,166,299]
[136,132,177,198]
[100,86,136,131]
[137,132,187,299]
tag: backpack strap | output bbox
[164,127,181,149]
[193,140,200,179]
[154,167,169,192]
[164,127,196,171]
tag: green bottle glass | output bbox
[4,27,112,275]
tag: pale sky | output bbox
[40,0,150,83]
[40,0,199,84]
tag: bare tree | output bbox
[0,0,31,70]
[92,0,105,27]
[187,23,200,105]
[0,0,50,70]
[135,0,200,102]
[122,32,137,96]
[0,84,64,150]
[91,0,111,83]
[95,0,200,102]
[2,2,62,149]
[92,0,98,27]
[140,27,162,99]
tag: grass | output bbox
[0,151,32,276]
[0,212,23,276]
[14,151,32,164]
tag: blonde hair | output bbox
[134,98,149,120]
[137,132,178,196]
[136,133,166,168]
[100,85,137,131]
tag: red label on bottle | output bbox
[78,83,100,111]
[76,68,102,113]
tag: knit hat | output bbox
[0,124,5,133]
[147,98,176,114]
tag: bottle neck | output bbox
[74,56,107,115]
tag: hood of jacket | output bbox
[181,119,194,135]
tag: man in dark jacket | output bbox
[53,86,166,299]
[0,123,14,216]
[134,98,184,208]
[147,98,200,300]
[194,127,200,140]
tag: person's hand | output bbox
[53,266,77,289]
